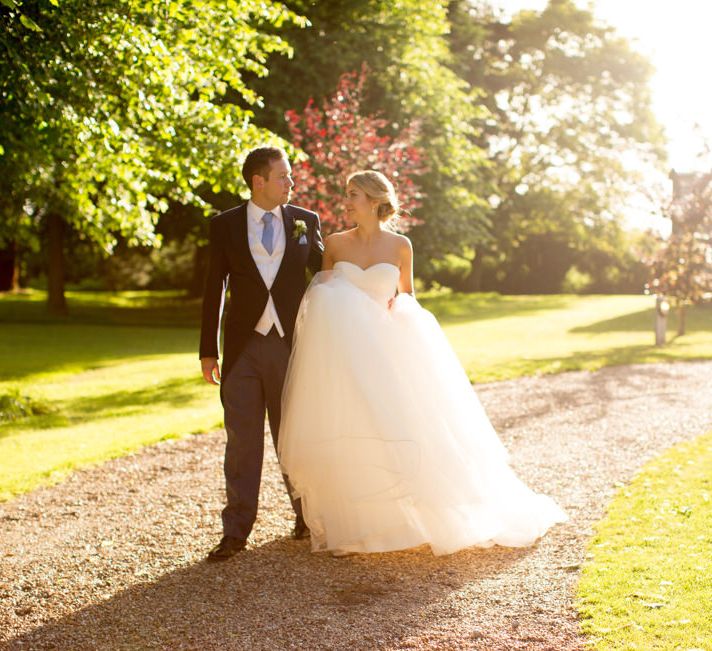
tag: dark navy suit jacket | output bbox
[199,202,324,399]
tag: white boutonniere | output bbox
[293,219,308,240]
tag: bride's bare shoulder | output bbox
[383,230,413,252]
[324,228,357,251]
[325,228,357,241]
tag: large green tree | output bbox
[250,0,491,273]
[1,0,304,310]
[448,0,666,292]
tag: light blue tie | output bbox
[261,212,274,255]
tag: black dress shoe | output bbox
[292,515,310,540]
[206,535,246,561]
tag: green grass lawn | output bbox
[423,292,712,382]
[0,290,223,501]
[1,288,711,500]
[577,431,712,649]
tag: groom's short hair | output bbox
[242,147,288,191]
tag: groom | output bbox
[199,146,323,560]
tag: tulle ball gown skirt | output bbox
[278,262,567,556]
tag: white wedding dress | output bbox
[278,261,567,556]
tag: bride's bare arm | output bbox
[321,233,336,271]
[397,236,415,297]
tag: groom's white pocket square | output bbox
[298,234,308,245]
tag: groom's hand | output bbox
[201,357,221,385]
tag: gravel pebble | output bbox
[1,360,711,650]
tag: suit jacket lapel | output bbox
[281,204,295,252]
[272,204,295,289]
[229,203,267,290]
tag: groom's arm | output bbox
[307,212,325,276]
[199,216,229,384]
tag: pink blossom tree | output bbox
[646,174,712,335]
[285,66,427,235]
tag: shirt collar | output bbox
[247,200,283,224]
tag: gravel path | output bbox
[2,360,711,650]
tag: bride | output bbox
[278,170,567,556]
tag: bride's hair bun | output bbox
[346,170,400,224]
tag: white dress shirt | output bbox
[246,200,286,337]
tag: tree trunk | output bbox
[12,248,20,291]
[677,303,686,336]
[463,246,483,292]
[654,295,667,346]
[47,212,68,314]
[0,241,17,292]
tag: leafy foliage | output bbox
[0,0,305,305]
[448,0,666,292]
[0,387,55,422]
[647,174,712,309]
[1,0,670,296]
[252,0,491,260]
[285,66,427,234]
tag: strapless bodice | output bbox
[333,261,399,304]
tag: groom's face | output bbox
[255,156,294,207]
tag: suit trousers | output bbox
[221,327,302,540]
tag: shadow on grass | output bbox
[0,290,203,328]
[569,303,712,335]
[4,537,531,650]
[0,322,201,382]
[469,341,712,384]
[0,376,207,439]
[66,376,205,417]
[421,292,576,325]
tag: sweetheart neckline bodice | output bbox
[334,260,399,273]
[331,260,399,304]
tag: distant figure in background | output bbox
[199,146,323,561]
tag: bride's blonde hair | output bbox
[346,170,400,228]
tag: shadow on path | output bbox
[4,537,530,650]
